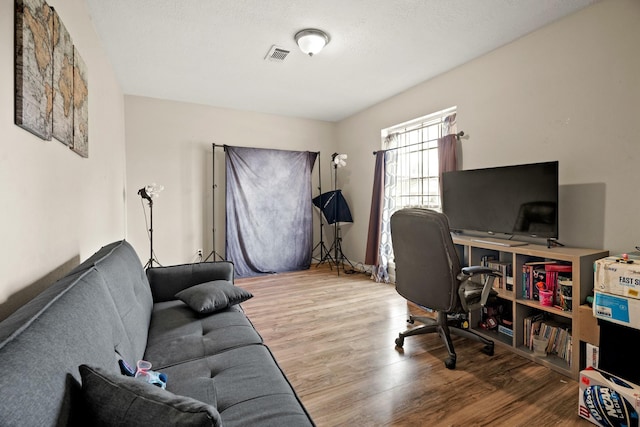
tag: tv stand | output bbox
[452,235,608,380]
[470,237,528,247]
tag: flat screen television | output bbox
[442,161,559,239]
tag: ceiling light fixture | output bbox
[294,29,330,57]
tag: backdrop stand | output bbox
[204,143,226,262]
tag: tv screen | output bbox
[442,161,559,239]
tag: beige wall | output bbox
[338,0,640,262]
[124,96,337,266]
[0,0,127,320]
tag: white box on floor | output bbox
[593,291,640,330]
[578,368,640,426]
[594,255,640,299]
[586,343,599,369]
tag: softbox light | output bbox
[313,190,353,224]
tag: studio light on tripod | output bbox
[313,152,356,275]
[138,183,164,269]
[332,153,347,168]
[312,190,352,225]
[137,183,164,201]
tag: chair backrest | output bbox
[390,208,462,313]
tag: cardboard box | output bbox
[585,343,599,369]
[578,368,640,426]
[593,291,640,330]
[579,304,600,346]
[594,255,640,300]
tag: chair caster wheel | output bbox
[482,344,494,356]
[407,318,415,324]
[395,337,404,348]
[444,357,456,370]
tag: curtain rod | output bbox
[372,131,465,155]
[212,143,319,155]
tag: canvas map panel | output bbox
[15,0,54,140]
[52,9,74,146]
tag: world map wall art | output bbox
[15,0,89,158]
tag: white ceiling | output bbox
[86,0,598,122]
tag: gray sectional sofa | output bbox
[0,240,314,426]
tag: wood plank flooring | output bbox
[237,266,591,427]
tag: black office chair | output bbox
[390,208,500,369]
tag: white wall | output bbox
[0,0,127,320]
[124,96,337,267]
[338,0,640,261]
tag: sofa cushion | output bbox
[80,365,222,427]
[161,345,314,427]
[92,241,154,364]
[175,280,253,315]
[0,268,127,427]
[147,262,235,303]
[144,301,263,369]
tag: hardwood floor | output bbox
[237,266,591,427]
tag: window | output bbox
[370,106,457,282]
[381,106,456,213]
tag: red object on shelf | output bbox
[545,264,572,306]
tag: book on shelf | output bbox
[523,313,544,348]
[522,261,556,300]
[521,261,572,301]
[523,314,572,366]
[484,259,513,291]
[544,263,572,307]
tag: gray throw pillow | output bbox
[79,365,222,427]
[175,280,253,314]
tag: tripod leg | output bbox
[333,228,356,274]
[203,250,225,262]
[317,239,337,269]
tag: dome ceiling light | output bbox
[294,29,330,57]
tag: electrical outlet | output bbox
[197,249,203,258]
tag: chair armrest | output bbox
[460,265,501,277]
[457,265,502,312]
[146,261,234,302]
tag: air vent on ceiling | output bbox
[264,45,290,62]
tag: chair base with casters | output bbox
[394,310,495,370]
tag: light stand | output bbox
[313,153,355,275]
[330,154,355,275]
[312,153,333,264]
[138,184,164,269]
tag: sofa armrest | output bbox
[146,261,234,302]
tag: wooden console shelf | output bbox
[452,235,608,380]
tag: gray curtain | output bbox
[365,151,385,267]
[225,146,318,277]
[369,134,398,283]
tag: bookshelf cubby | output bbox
[452,235,608,379]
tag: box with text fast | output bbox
[595,255,640,300]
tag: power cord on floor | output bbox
[344,262,374,276]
